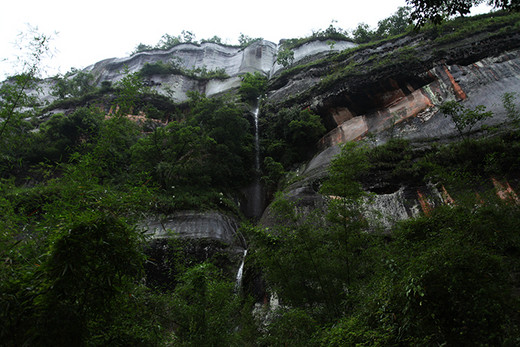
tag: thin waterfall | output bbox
[254,104,260,172]
[248,101,264,218]
[235,249,248,291]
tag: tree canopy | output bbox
[407,0,520,26]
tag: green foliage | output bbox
[133,32,232,55]
[36,213,145,345]
[188,92,254,188]
[280,22,351,51]
[139,60,229,80]
[130,92,253,212]
[239,72,267,102]
[37,107,103,160]
[132,32,189,54]
[168,262,241,346]
[428,9,520,44]
[0,29,53,179]
[320,315,394,346]
[352,23,375,44]
[440,100,494,139]
[238,33,263,48]
[376,6,414,38]
[259,308,319,346]
[200,35,223,44]
[261,107,326,167]
[93,115,141,180]
[321,142,370,201]
[261,156,285,191]
[407,0,520,26]
[114,67,148,115]
[366,138,424,188]
[352,8,413,44]
[503,91,520,126]
[276,47,295,68]
[370,201,520,345]
[131,122,213,193]
[139,60,182,76]
[51,69,95,98]
[250,144,372,316]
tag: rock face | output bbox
[316,50,520,148]
[13,14,520,232]
[85,39,355,102]
[140,211,246,289]
[260,23,520,227]
[140,211,244,248]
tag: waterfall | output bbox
[253,104,261,172]
[235,249,248,291]
[245,101,264,218]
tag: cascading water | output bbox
[254,104,261,173]
[235,249,248,291]
[244,101,264,218]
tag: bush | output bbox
[239,72,267,102]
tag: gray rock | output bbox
[140,211,245,248]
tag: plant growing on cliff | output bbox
[51,69,95,99]
[238,33,262,48]
[503,91,520,126]
[114,67,148,115]
[261,107,326,168]
[320,142,372,285]
[440,100,494,140]
[239,72,267,102]
[276,47,295,67]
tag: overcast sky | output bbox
[0,0,491,79]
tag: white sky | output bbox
[0,0,491,79]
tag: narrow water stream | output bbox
[248,102,263,218]
[235,249,248,291]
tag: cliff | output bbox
[258,12,520,227]
[84,39,355,102]
[9,11,520,236]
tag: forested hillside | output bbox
[1,5,520,346]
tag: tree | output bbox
[238,33,262,48]
[189,92,254,188]
[320,142,372,287]
[0,27,52,142]
[169,263,240,346]
[352,23,375,44]
[407,0,520,26]
[51,69,95,98]
[0,27,53,177]
[201,35,222,44]
[502,91,520,126]
[276,47,295,68]
[114,66,147,115]
[131,122,213,192]
[156,33,182,50]
[36,213,145,345]
[238,72,267,102]
[375,6,413,38]
[440,100,493,139]
[132,43,154,54]
[262,107,326,167]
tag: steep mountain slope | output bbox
[260,11,520,226]
[3,10,520,345]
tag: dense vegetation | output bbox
[2,7,520,346]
